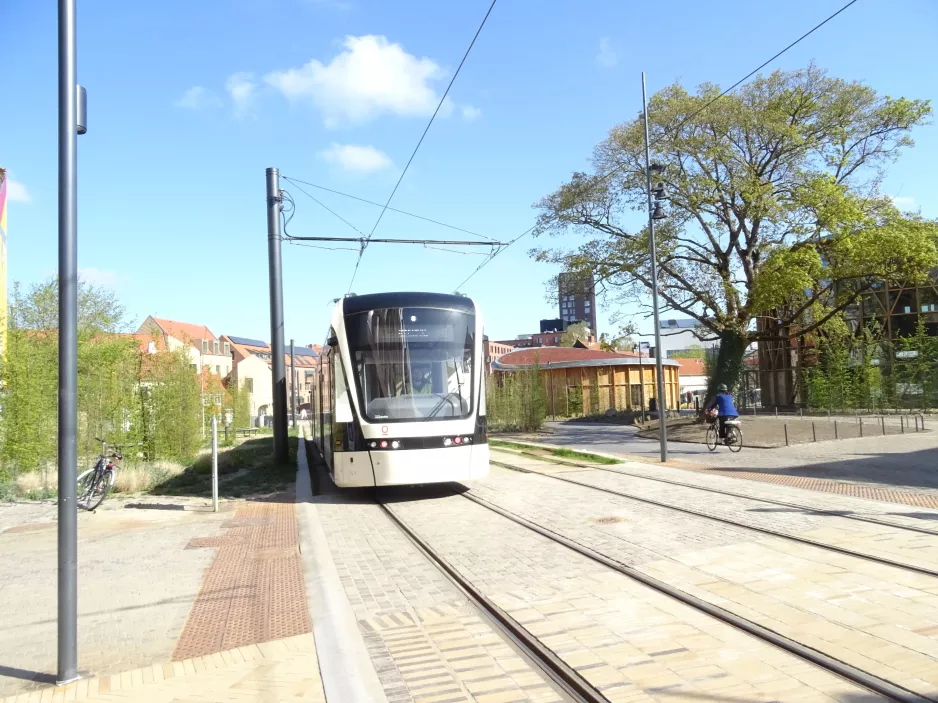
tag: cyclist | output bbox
[707,384,739,441]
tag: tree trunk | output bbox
[700,330,748,419]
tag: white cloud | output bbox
[265,35,445,127]
[461,105,482,121]
[174,86,222,110]
[596,37,617,68]
[891,195,917,209]
[319,143,393,174]
[79,267,120,289]
[226,72,257,115]
[6,178,31,203]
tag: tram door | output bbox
[321,342,334,469]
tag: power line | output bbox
[281,175,496,241]
[454,225,535,291]
[595,0,861,187]
[455,2,860,292]
[285,239,361,253]
[283,180,368,237]
[348,0,498,293]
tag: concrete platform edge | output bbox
[295,436,389,703]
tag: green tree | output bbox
[559,321,591,347]
[1,279,132,480]
[669,343,707,360]
[599,322,637,352]
[533,65,937,397]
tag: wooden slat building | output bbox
[492,347,681,416]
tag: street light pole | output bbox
[57,0,80,685]
[266,168,288,462]
[642,72,669,463]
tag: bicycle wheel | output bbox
[77,469,97,510]
[705,425,718,451]
[85,470,113,511]
[727,426,743,453]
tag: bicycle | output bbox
[76,438,122,511]
[706,415,743,452]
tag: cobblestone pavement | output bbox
[463,461,938,697]
[314,486,567,703]
[385,485,882,702]
[513,450,938,534]
[0,496,229,698]
[503,422,938,501]
[489,450,938,571]
[0,634,326,703]
[172,493,312,660]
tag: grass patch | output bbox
[489,439,622,464]
[151,435,298,498]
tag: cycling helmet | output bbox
[717,384,728,393]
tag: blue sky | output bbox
[1,0,935,345]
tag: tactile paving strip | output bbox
[172,496,312,661]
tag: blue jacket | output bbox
[708,393,738,417]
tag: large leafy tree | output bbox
[533,65,938,396]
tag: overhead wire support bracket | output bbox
[284,235,509,247]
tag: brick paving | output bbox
[0,496,228,699]
[315,493,566,702]
[0,634,326,703]
[466,461,938,697]
[172,494,312,660]
[388,488,879,701]
[669,462,938,509]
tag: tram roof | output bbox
[342,292,475,315]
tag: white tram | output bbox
[311,292,490,487]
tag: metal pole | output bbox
[638,351,646,423]
[57,0,79,685]
[266,168,288,462]
[290,339,297,429]
[812,422,816,442]
[211,417,218,513]
[784,424,789,446]
[642,72,668,462]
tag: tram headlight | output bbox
[443,438,452,446]
[391,441,400,449]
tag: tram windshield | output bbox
[345,307,475,422]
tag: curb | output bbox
[295,435,389,703]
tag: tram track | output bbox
[378,487,935,703]
[487,455,938,580]
[495,446,938,538]
[377,499,606,703]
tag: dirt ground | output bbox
[636,414,927,448]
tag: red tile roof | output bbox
[151,317,216,344]
[118,333,167,354]
[673,357,706,375]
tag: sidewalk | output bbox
[0,445,339,703]
[2,635,325,703]
[503,421,938,504]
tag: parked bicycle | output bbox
[76,438,122,511]
[705,412,743,452]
